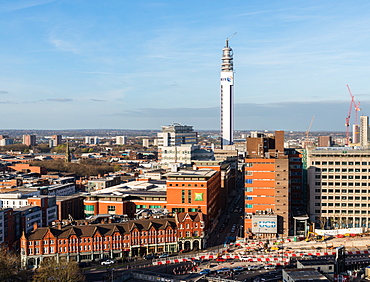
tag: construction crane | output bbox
[347,85,361,124]
[345,85,361,145]
[305,116,315,148]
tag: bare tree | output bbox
[33,258,85,282]
[0,249,31,281]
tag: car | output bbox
[159,253,170,258]
[301,254,314,259]
[144,254,157,260]
[264,265,276,270]
[216,257,227,262]
[232,266,244,272]
[199,269,211,275]
[240,256,253,262]
[78,262,89,268]
[217,267,231,273]
[101,259,115,265]
[248,265,261,271]
[231,228,236,233]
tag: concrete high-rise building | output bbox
[157,123,197,147]
[220,38,234,147]
[142,138,149,148]
[353,124,360,144]
[23,135,36,146]
[318,136,332,147]
[307,147,370,229]
[84,136,99,145]
[49,135,62,147]
[360,116,370,147]
[116,136,126,145]
[0,138,13,146]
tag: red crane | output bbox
[345,85,361,145]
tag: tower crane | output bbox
[305,116,315,148]
[347,85,361,125]
[345,85,361,145]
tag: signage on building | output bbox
[252,215,278,233]
[194,193,203,201]
[220,72,234,85]
[315,228,363,236]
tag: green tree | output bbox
[33,258,85,282]
[113,164,121,172]
[51,144,67,154]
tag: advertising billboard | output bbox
[252,215,278,234]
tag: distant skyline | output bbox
[1,1,370,131]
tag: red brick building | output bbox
[166,169,221,230]
[20,212,205,268]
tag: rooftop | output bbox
[284,268,329,282]
[166,169,217,179]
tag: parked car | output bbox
[159,253,170,258]
[216,257,227,262]
[144,254,158,260]
[248,265,261,271]
[240,256,253,262]
[199,269,211,275]
[264,265,276,270]
[101,259,115,266]
[232,266,244,272]
[217,267,231,273]
[301,254,315,259]
[78,262,89,268]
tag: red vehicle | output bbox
[216,257,227,262]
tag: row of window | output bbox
[315,195,370,200]
[245,187,275,192]
[315,202,370,207]
[316,175,370,179]
[315,182,370,186]
[168,183,205,187]
[315,189,370,193]
[245,196,274,200]
[315,168,370,173]
[245,171,275,175]
[245,162,275,167]
[313,161,369,166]
[178,231,203,237]
[315,210,370,214]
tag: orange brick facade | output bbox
[166,170,221,228]
[20,212,205,268]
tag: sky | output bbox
[1,0,370,131]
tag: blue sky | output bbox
[1,0,370,131]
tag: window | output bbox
[84,205,94,211]
[108,206,116,212]
[246,179,253,184]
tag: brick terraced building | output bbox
[20,212,205,268]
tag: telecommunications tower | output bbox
[220,34,235,147]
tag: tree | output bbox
[0,248,31,281]
[33,258,85,282]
